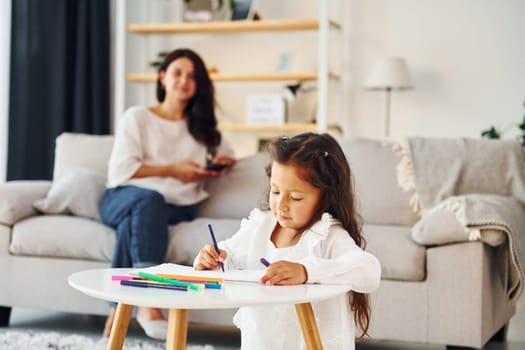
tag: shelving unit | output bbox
[114,0,340,135]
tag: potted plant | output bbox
[481,101,525,147]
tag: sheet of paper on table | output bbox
[135,263,265,283]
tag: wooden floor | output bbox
[3,307,525,350]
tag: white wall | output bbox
[346,0,525,140]
[0,1,11,181]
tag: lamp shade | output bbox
[364,57,413,90]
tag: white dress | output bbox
[209,208,381,350]
[107,106,234,205]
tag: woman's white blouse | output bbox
[107,106,233,205]
[197,208,381,350]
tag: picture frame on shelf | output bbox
[246,94,286,125]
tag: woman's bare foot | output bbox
[102,307,116,338]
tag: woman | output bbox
[100,48,235,339]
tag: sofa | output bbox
[0,132,522,349]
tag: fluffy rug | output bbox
[0,330,214,350]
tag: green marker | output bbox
[137,272,204,291]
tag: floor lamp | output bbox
[364,57,413,137]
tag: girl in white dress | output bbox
[195,132,381,350]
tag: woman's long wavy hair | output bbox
[156,48,221,152]
[264,132,371,340]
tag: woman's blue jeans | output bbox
[100,185,198,269]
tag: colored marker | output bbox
[120,279,187,291]
[157,274,223,284]
[260,257,271,267]
[112,275,137,281]
[137,272,204,291]
[208,224,224,272]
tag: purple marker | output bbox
[208,224,224,272]
[260,257,271,267]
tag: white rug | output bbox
[0,330,214,350]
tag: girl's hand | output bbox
[259,261,308,286]
[194,244,227,271]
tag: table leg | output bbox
[107,303,133,350]
[295,302,323,350]
[166,308,189,350]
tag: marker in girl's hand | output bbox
[208,224,224,272]
[259,257,271,268]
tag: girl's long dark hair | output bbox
[156,48,221,152]
[264,132,371,339]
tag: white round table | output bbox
[69,268,352,350]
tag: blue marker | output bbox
[260,257,271,267]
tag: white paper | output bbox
[135,263,264,283]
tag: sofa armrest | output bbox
[0,180,52,226]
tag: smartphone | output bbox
[205,162,226,171]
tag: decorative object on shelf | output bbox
[257,138,272,152]
[183,0,233,22]
[283,82,317,123]
[481,101,525,147]
[275,51,294,72]
[149,51,169,68]
[283,82,316,102]
[364,57,413,137]
[231,0,257,20]
[246,94,286,124]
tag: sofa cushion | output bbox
[53,132,114,177]
[166,217,242,265]
[9,215,115,261]
[9,214,241,266]
[199,153,270,219]
[33,167,106,221]
[341,138,419,226]
[364,224,426,281]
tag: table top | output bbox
[69,268,352,309]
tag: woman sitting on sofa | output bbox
[100,48,236,339]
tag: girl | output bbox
[194,132,381,350]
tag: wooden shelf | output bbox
[218,123,318,132]
[126,72,340,82]
[127,18,341,35]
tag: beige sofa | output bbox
[0,132,519,348]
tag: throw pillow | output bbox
[412,205,506,247]
[33,166,107,221]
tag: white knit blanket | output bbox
[391,137,525,303]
